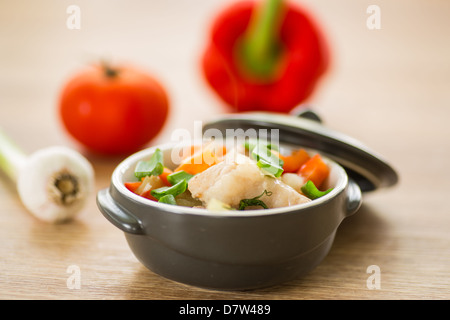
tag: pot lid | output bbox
[202,109,398,192]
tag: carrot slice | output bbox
[159,167,173,186]
[297,154,330,189]
[282,149,310,173]
[139,190,158,201]
[125,181,157,201]
[174,143,226,175]
[124,181,142,193]
[271,148,310,173]
[125,176,164,202]
[175,159,210,175]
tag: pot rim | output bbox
[111,141,349,218]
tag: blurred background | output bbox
[2,0,449,203]
[1,0,448,153]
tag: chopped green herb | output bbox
[167,170,193,185]
[256,158,284,177]
[134,148,164,179]
[243,139,279,152]
[238,190,273,210]
[158,194,177,205]
[250,142,284,177]
[151,179,187,200]
[301,180,333,199]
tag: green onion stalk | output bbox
[0,128,94,223]
[134,148,193,206]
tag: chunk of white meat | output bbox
[261,177,311,209]
[188,152,310,209]
[188,152,262,208]
[281,173,306,193]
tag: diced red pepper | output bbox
[278,148,310,173]
[297,154,330,189]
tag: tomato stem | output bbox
[101,61,119,78]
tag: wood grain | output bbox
[0,0,449,300]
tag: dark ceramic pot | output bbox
[96,111,397,290]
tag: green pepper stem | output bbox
[238,0,285,80]
[0,128,27,183]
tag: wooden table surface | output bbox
[1,0,449,300]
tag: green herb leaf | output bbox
[134,148,164,179]
[151,180,187,200]
[167,170,193,185]
[243,139,279,152]
[301,180,333,200]
[158,194,177,205]
[238,190,272,210]
[250,142,284,177]
[256,158,284,177]
[239,198,268,210]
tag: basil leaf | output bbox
[167,170,193,185]
[301,180,333,200]
[134,148,164,179]
[151,180,187,200]
[238,190,272,210]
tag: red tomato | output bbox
[59,63,170,155]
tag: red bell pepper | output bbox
[201,0,329,113]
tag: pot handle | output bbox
[96,188,144,235]
[345,178,362,216]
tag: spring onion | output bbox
[238,189,272,210]
[167,170,193,185]
[243,139,279,152]
[157,194,177,205]
[0,128,94,223]
[134,148,164,179]
[151,179,188,200]
[301,180,333,199]
[249,142,284,177]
